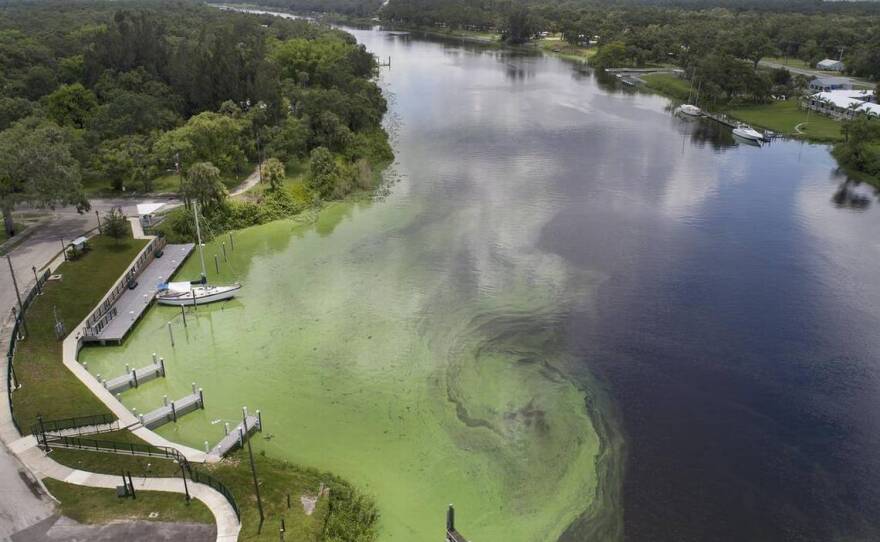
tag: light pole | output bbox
[7,255,27,337]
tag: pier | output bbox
[207,407,262,459]
[101,355,166,394]
[138,384,204,430]
[82,242,194,345]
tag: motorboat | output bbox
[732,124,765,143]
[678,104,703,117]
[156,202,241,306]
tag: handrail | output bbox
[31,413,117,437]
[39,434,241,522]
[82,236,166,338]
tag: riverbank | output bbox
[640,72,845,142]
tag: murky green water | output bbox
[82,189,605,540]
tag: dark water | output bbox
[345,29,880,541]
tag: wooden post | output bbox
[214,254,220,274]
[447,504,455,532]
[181,305,187,327]
[168,322,175,347]
[222,242,228,262]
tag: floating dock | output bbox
[138,385,204,430]
[84,243,194,345]
[101,356,166,394]
[207,408,262,459]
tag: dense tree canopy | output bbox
[0,0,392,237]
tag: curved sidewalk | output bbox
[12,435,240,541]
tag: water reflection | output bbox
[832,179,872,210]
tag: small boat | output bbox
[156,202,241,306]
[732,124,765,143]
[678,104,703,117]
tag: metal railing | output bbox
[6,269,51,434]
[38,434,241,522]
[30,413,117,437]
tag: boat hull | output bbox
[156,284,241,306]
[732,128,764,142]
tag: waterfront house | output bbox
[816,58,845,71]
[805,89,879,119]
[809,77,852,92]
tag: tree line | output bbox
[382,0,880,94]
[0,0,392,238]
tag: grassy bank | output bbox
[725,100,843,142]
[641,73,691,101]
[11,234,148,429]
[48,441,377,541]
[44,479,214,524]
[536,38,596,62]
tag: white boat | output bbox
[678,104,703,117]
[156,282,241,306]
[156,202,241,306]
[732,125,765,143]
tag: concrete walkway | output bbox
[12,437,239,541]
[1,212,241,542]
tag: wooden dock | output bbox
[207,409,262,459]
[137,385,204,430]
[83,243,194,345]
[101,357,166,394]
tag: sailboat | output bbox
[156,202,241,306]
[676,69,703,117]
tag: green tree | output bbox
[154,111,250,178]
[0,118,88,237]
[591,41,629,69]
[183,161,227,210]
[45,83,98,128]
[102,207,129,242]
[306,146,340,199]
[95,135,155,192]
[261,157,286,192]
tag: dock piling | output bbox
[222,242,228,263]
[214,254,220,274]
[181,305,187,327]
[168,322,174,347]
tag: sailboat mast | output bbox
[193,202,207,284]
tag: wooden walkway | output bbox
[101,357,166,394]
[83,243,194,344]
[207,411,262,459]
[138,386,204,430]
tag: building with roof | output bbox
[809,77,853,92]
[816,58,845,71]
[805,89,879,120]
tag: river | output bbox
[82,19,880,542]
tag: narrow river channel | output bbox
[82,19,880,542]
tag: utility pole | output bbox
[7,255,27,337]
[245,419,264,533]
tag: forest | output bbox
[0,0,392,238]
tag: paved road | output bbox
[758,60,868,88]
[0,197,173,542]
[11,516,216,542]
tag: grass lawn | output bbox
[0,223,18,243]
[48,442,376,541]
[642,73,692,101]
[764,56,812,70]
[725,100,843,142]
[44,479,214,524]
[11,234,148,430]
[82,165,254,196]
[536,38,596,61]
